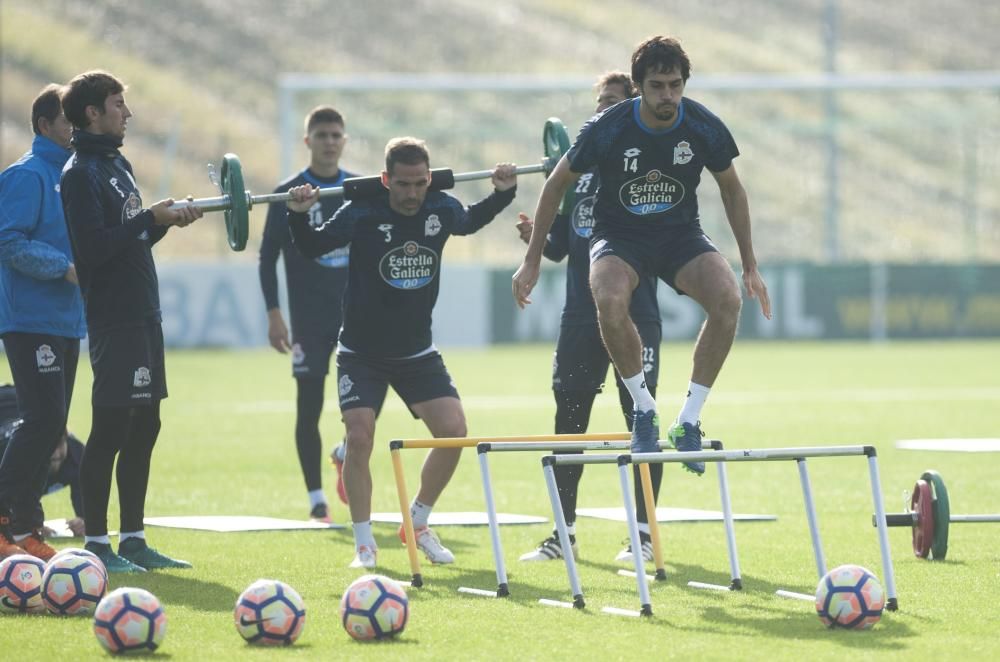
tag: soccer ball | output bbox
[0,554,46,613]
[234,579,306,645]
[42,554,107,616]
[815,564,885,629]
[93,587,167,653]
[50,547,108,583]
[340,574,409,641]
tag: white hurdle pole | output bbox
[617,457,654,616]
[476,448,509,597]
[542,457,585,609]
[714,458,743,590]
[866,452,898,611]
[796,458,828,579]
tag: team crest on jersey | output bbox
[618,169,685,215]
[379,241,438,290]
[673,141,694,165]
[291,343,305,365]
[35,344,56,370]
[338,374,354,397]
[424,214,442,237]
[571,195,596,238]
[133,367,151,388]
[377,224,394,242]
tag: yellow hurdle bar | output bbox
[388,432,634,586]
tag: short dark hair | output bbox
[384,137,429,174]
[631,36,691,85]
[304,105,345,133]
[594,71,636,97]
[31,84,65,135]
[61,70,125,130]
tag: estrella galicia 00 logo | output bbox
[379,241,438,289]
[618,169,685,215]
[571,195,596,238]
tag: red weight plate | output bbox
[910,479,934,558]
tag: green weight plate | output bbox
[542,117,573,214]
[922,470,950,560]
[910,479,933,559]
[220,153,249,251]
[543,117,571,167]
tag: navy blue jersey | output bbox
[289,187,515,358]
[567,97,738,239]
[60,131,166,332]
[259,167,355,340]
[544,168,660,326]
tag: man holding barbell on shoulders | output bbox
[287,137,516,569]
[60,70,201,573]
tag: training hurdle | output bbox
[542,445,899,617]
[390,433,643,587]
[476,438,737,602]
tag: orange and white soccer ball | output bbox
[340,574,409,641]
[234,579,306,645]
[41,554,107,616]
[93,587,167,653]
[0,553,46,613]
[815,564,885,629]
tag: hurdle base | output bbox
[410,573,423,588]
[775,589,814,602]
[654,568,668,581]
[887,597,898,612]
[730,578,743,591]
[573,595,586,610]
[457,586,499,598]
[497,583,510,598]
[641,604,653,617]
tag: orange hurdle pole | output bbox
[638,463,667,580]
[390,447,423,587]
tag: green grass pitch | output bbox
[2,340,999,659]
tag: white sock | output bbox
[677,382,711,425]
[410,499,432,529]
[352,521,375,549]
[86,535,111,545]
[119,530,145,542]
[334,442,346,462]
[308,489,326,508]
[622,372,656,412]
[637,522,650,536]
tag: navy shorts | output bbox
[336,351,459,418]
[89,322,167,407]
[553,322,661,394]
[590,224,718,294]
[290,334,337,379]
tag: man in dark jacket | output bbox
[60,70,201,573]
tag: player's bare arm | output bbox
[711,164,772,320]
[512,155,578,308]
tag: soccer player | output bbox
[287,138,517,569]
[515,72,665,564]
[513,36,771,475]
[0,84,85,561]
[259,106,357,521]
[60,70,202,573]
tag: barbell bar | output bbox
[173,117,571,252]
[871,469,1000,560]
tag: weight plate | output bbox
[542,117,574,214]
[922,470,950,560]
[221,153,249,251]
[910,479,933,559]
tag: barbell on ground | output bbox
[174,117,571,251]
[871,469,1000,560]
